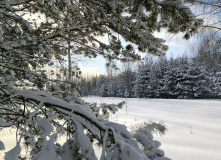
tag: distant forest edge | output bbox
[76,55,221,99]
[75,30,221,99]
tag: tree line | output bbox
[79,30,221,99]
[79,46,221,99]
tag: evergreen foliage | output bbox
[82,57,218,99]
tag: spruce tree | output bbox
[135,59,153,98]
[96,75,107,97]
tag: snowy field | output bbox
[0,97,221,160]
[83,97,221,160]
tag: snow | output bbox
[36,118,53,136]
[117,141,149,160]
[0,97,221,159]
[32,134,62,160]
[133,131,155,150]
[0,141,5,150]
[83,97,221,160]
[4,144,21,160]
[74,126,97,160]
[0,118,11,127]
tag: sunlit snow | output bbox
[83,97,221,160]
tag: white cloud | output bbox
[81,67,105,76]
[78,55,107,76]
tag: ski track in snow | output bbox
[0,97,221,160]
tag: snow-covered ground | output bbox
[83,97,221,160]
[1,97,221,160]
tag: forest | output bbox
[0,0,220,160]
[78,30,221,99]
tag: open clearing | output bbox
[83,97,221,160]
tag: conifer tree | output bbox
[163,58,180,98]
[96,75,107,97]
[79,79,89,96]
[136,59,153,98]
